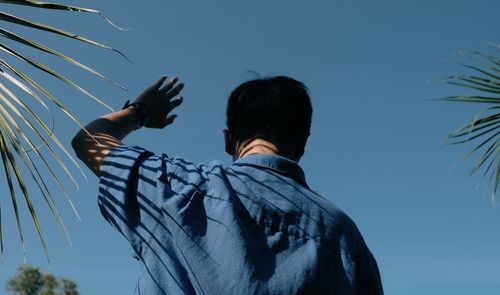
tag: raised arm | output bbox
[71,75,184,176]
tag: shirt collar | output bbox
[232,154,308,187]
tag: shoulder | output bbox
[101,146,228,188]
[160,155,227,181]
[296,190,365,245]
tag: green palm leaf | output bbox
[0,28,127,90]
[0,0,101,12]
[0,1,126,258]
[443,48,500,201]
[0,0,130,31]
[0,11,130,60]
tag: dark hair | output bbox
[226,76,312,155]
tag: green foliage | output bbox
[61,279,78,295]
[39,274,58,295]
[6,264,80,295]
[443,48,500,200]
[0,1,126,258]
[6,265,43,295]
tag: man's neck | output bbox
[235,139,279,161]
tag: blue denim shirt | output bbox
[98,146,383,294]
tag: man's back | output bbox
[98,146,383,294]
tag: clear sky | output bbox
[1,0,499,294]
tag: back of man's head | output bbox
[226,76,312,159]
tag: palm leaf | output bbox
[0,129,25,256]
[444,49,500,201]
[0,0,130,31]
[0,122,49,262]
[0,84,80,220]
[0,58,98,146]
[0,1,127,258]
[0,43,113,110]
[0,28,127,90]
[0,95,71,248]
[1,0,102,13]
[0,12,130,60]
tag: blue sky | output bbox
[0,0,499,294]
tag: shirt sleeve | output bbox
[354,238,384,295]
[338,215,384,295]
[98,145,161,251]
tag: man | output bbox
[72,75,383,294]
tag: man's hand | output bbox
[72,75,184,176]
[134,76,184,129]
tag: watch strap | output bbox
[122,100,150,128]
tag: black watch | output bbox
[122,100,150,128]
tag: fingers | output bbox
[142,74,184,129]
[153,73,184,97]
[163,114,177,128]
[160,97,183,128]
[159,76,178,93]
[153,75,167,89]
[166,82,185,98]
[169,96,183,109]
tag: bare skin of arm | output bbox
[71,75,184,176]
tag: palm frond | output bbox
[0,58,97,145]
[0,0,130,31]
[0,92,71,246]
[0,120,49,262]
[0,0,98,11]
[0,129,25,256]
[0,28,127,90]
[443,49,500,201]
[0,12,130,60]
[0,1,126,258]
[0,83,80,218]
[0,43,113,110]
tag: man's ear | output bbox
[223,129,235,156]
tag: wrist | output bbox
[122,100,150,129]
[118,107,142,131]
[98,107,142,139]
